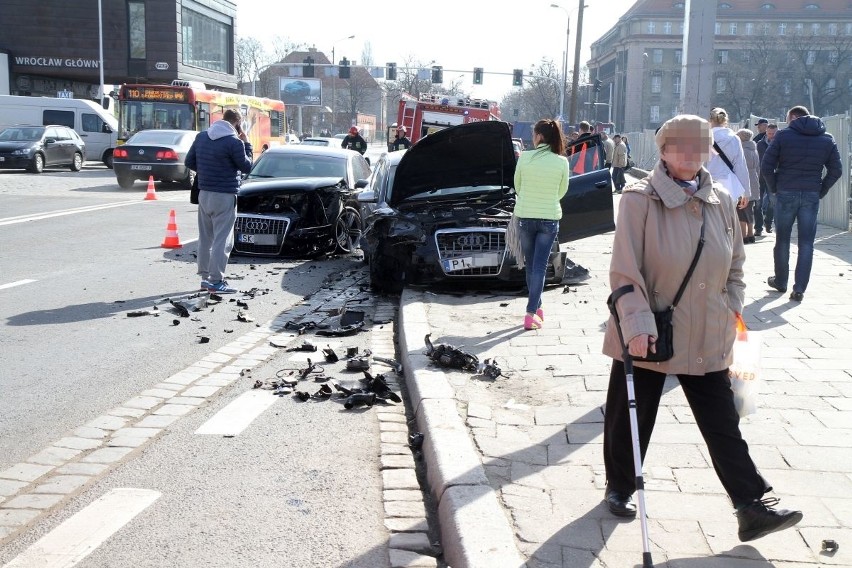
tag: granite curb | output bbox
[399,295,526,568]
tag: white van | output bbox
[0,95,118,168]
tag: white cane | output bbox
[607,284,654,568]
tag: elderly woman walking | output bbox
[602,114,802,542]
[737,128,761,243]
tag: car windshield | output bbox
[247,153,347,179]
[127,131,192,146]
[0,127,45,141]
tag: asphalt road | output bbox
[0,165,396,566]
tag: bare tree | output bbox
[235,37,267,93]
[499,59,561,122]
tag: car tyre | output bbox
[182,169,196,190]
[117,174,135,189]
[29,153,44,174]
[103,151,114,169]
[369,242,407,294]
[70,152,83,172]
[334,206,362,254]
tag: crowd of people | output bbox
[516,105,842,544]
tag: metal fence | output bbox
[626,113,851,232]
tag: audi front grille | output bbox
[233,214,290,255]
[434,228,507,276]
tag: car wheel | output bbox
[117,175,135,189]
[29,153,44,174]
[103,151,114,169]
[182,169,196,190]
[70,152,83,172]
[334,206,362,254]
[369,242,407,294]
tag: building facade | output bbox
[588,0,852,132]
[0,0,239,101]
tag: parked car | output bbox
[357,121,614,293]
[233,145,372,257]
[300,137,339,147]
[112,129,197,189]
[0,125,85,173]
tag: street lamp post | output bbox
[550,4,570,121]
[569,0,586,125]
[97,0,105,103]
[330,34,355,134]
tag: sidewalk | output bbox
[399,219,852,567]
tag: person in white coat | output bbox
[706,108,750,212]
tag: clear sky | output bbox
[234,0,637,101]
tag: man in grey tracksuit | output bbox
[185,109,253,294]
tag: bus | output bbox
[117,80,285,157]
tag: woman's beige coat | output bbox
[602,161,746,375]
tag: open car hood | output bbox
[390,121,515,206]
[239,177,347,196]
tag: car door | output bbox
[42,127,64,166]
[558,133,615,243]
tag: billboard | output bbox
[279,77,321,106]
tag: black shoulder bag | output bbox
[622,203,706,363]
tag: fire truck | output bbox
[395,93,501,145]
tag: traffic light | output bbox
[303,57,315,78]
[594,79,602,93]
[512,69,523,87]
[431,65,443,84]
[473,67,483,85]
[339,57,350,79]
[387,62,397,81]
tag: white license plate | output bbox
[131,165,152,170]
[442,253,500,272]
[238,233,278,245]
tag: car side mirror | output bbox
[103,124,112,133]
[355,179,368,189]
[44,137,57,145]
[357,190,377,203]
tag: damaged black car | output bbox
[357,120,614,293]
[233,145,371,257]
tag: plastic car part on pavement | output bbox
[424,333,479,373]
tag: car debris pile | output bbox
[424,333,501,379]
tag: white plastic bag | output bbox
[729,330,762,417]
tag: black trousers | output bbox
[603,361,770,508]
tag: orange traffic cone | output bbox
[144,176,157,200]
[161,209,182,248]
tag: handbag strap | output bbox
[671,203,707,309]
[713,142,735,173]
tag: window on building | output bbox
[848,77,852,94]
[715,22,722,35]
[826,78,836,93]
[745,22,754,35]
[778,23,786,35]
[719,2,732,7]
[806,50,816,65]
[678,22,684,34]
[761,23,771,35]
[653,49,663,64]
[128,1,146,59]
[717,50,729,64]
[828,23,838,36]
[742,51,751,63]
[760,3,775,8]
[675,50,682,64]
[664,21,672,34]
[847,23,852,35]
[783,79,791,95]
[716,76,727,94]
[804,3,819,8]
[181,6,232,73]
[650,105,660,123]
[651,73,662,93]
[829,50,839,64]
[795,23,804,35]
[812,23,821,35]
[648,21,656,34]
[729,22,737,35]
[673,73,681,94]
[672,1,684,8]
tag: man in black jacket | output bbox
[761,105,842,302]
[341,126,367,155]
[755,123,777,235]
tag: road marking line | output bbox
[0,201,142,226]
[2,488,160,568]
[0,279,37,291]
[194,389,277,437]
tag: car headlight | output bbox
[11,149,30,156]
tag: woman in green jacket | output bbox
[513,119,570,330]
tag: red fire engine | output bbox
[395,93,501,145]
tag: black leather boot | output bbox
[736,498,803,542]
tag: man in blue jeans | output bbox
[761,106,841,302]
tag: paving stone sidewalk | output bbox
[401,220,852,567]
